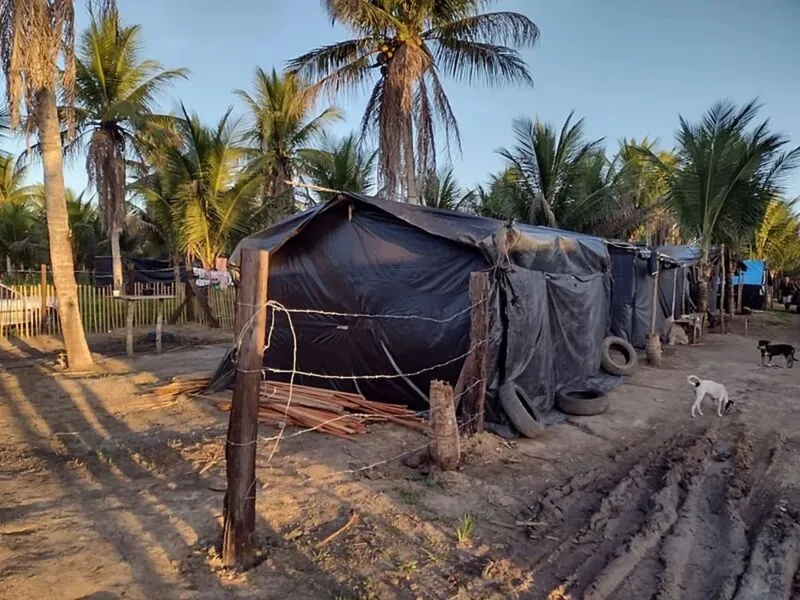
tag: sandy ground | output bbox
[1,313,800,599]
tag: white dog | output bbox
[687,375,732,417]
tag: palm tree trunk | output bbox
[5,255,11,273]
[110,228,123,293]
[172,254,181,290]
[404,114,419,205]
[35,88,94,371]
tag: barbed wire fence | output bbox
[227,297,488,473]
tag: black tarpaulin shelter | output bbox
[209,192,616,429]
[608,245,696,349]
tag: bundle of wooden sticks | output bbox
[147,376,428,439]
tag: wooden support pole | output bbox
[646,258,662,366]
[429,380,460,471]
[720,245,726,334]
[155,299,164,354]
[222,249,269,570]
[670,266,677,319]
[649,260,661,335]
[39,264,47,331]
[453,271,490,434]
[125,299,134,356]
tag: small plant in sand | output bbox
[455,514,476,546]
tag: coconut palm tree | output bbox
[0,153,38,205]
[0,0,93,369]
[618,139,679,245]
[65,190,104,271]
[73,2,187,292]
[663,100,800,320]
[419,168,474,211]
[288,1,538,204]
[498,111,603,228]
[235,67,340,221]
[752,198,800,274]
[163,106,260,268]
[0,198,44,270]
[298,133,376,202]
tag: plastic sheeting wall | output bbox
[255,206,484,412]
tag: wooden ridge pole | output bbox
[222,249,269,570]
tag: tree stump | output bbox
[429,380,460,471]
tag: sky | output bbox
[11,0,800,199]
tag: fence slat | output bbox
[2,282,234,340]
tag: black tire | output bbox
[601,336,638,376]
[499,382,544,438]
[556,387,609,416]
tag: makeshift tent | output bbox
[608,246,693,348]
[93,256,189,287]
[209,193,618,431]
[733,259,766,310]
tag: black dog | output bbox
[758,339,796,368]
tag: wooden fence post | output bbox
[453,271,490,434]
[429,380,460,471]
[222,249,269,570]
[125,299,135,356]
[39,264,47,331]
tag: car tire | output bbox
[601,336,638,376]
[556,387,609,416]
[499,381,544,438]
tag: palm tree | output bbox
[618,139,679,245]
[298,133,376,202]
[0,198,44,270]
[65,190,104,271]
[752,198,800,274]
[0,153,40,270]
[663,100,800,320]
[163,106,260,269]
[419,168,474,211]
[73,2,187,292]
[289,1,539,204]
[498,111,603,227]
[235,67,340,221]
[0,0,93,369]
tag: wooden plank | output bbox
[222,249,269,570]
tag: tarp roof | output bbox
[232,192,619,276]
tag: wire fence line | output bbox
[227,299,482,465]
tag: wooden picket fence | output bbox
[0,282,236,340]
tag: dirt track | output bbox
[523,424,800,599]
[2,314,800,599]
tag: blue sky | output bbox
[12,0,800,199]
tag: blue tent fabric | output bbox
[734,259,765,286]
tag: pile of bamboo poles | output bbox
[145,374,212,399]
[147,375,428,439]
[218,381,428,439]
